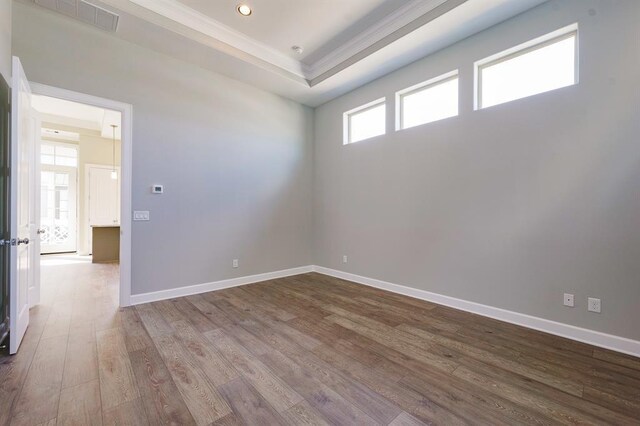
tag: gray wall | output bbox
[13,2,313,295]
[0,0,10,82]
[314,0,640,340]
[10,0,640,341]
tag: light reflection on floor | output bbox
[40,253,93,266]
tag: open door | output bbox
[30,112,41,307]
[9,57,37,354]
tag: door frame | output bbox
[31,83,133,307]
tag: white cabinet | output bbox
[88,165,120,226]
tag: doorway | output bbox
[40,142,78,254]
[30,83,133,313]
[32,93,124,305]
[4,59,133,354]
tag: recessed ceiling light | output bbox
[237,4,252,16]
[291,45,304,55]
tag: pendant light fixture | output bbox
[110,124,118,180]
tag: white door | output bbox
[41,166,78,254]
[30,114,41,307]
[9,57,37,354]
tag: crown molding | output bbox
[120,0,464,85]
[305,0,451,80]
[127,0,309,79]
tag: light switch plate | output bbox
[152,185,163,194]
[133,211,150,221]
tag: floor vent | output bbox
[34,0,120,32]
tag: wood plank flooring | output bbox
[1,256,639,425]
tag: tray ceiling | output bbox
[22,0,550,106]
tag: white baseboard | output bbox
[129,265,314,305]
[312,266,640,358]
[128,263,639,357]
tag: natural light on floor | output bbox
[479,33,576,109]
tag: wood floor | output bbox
[1,257,639,425]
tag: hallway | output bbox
[0,256,120,425]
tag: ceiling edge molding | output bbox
[39,113,103,132]
[126,0,308,78]
[309,0,467,86]
[305,0,449,79]
[119,0,469,84]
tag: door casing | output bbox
[30,83,133,307]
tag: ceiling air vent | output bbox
[34,0,120,32]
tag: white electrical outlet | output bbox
[342,255,348,264]
[563,293,574,307]
[588,297,601,313]
[232,259,239,268]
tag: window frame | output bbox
[474,23,579,110]
[343,97,386,145]
[41,141,79,168]
[395,70,459,131]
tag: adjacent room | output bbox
[33,94,123,346]
[0,0,638,425]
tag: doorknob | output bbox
[16,238,29,245]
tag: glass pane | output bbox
[55,156,77,167]
[41,144,54,155]
[402,77,458,129]
[55,173,69,186]
[41,170,54,186]
[55,146,77,158]
[481,34,576,109]
[349,103,386,143]
[41,154,54,165]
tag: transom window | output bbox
[343,98,386,144]
[476,24,578,109]
[396,70,458,131]
[41,143,78,167]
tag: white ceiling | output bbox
[174,0,411,63]
[32,95,123,140]
[23,0,550,106]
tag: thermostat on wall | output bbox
[152,184,164,194]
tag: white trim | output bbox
[343,97,386,145]
[129,266,314,305]
[102,0,455,83]
[30,83,133,307]
[127,261,640,356]
[126,0,306,78]
[394,69,459,131]
[306,0,449,79]
[474,23,579,110]
[312,266,640,357]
